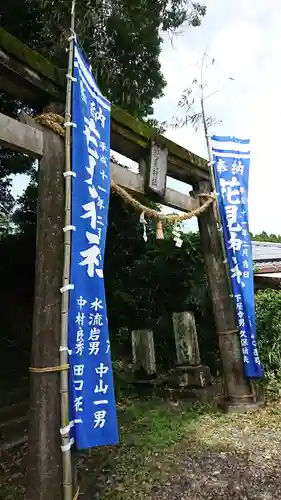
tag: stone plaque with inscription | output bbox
[148,142,168,197]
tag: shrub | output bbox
[255,289,281,386]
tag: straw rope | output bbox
[29,364,69,373]
[72,486,80,500]
[36,113,65,137]
[111,181,215,222]
[35,113,215,222]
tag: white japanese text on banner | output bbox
[68,43,119,449]
[212,135,262,379]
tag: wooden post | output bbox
[172,311,201,366]
[196,180,256,410]
[131,329,157,380]
[27,128,64,500]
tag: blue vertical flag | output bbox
[67,42,119,449]
[211,136,262,379]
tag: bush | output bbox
[255,289,281,385]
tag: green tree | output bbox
[1,0,206,216]
[2,0,206,118]
[255,290,281,391]
[0,1,212,375]
[0,93,35,226]
[251,232,281,243]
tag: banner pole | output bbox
[60,1,76,499]
[200,98,258,395]
[200,96,244,399]
[200,96,233,294]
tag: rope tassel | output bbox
[156,220,164,240]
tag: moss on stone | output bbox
[0,28,65,88]
[0,27,208,178]
[111,104,208,175]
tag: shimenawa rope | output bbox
[29,364,69,373]
[35,113,215,223]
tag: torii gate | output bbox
[0,27,258,500]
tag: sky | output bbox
[152,0,281,235]
[11,0,281,235]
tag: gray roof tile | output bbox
[252,241,281,262]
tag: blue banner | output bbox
[67,42,119,449]
[211,136,262,379]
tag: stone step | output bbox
[0,434,27,452]
[0,400,28,424]
[0,380,29,407]
[0,414,28,451]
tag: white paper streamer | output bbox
[60,284,75,293]
[63,171,77,178]
[64,121,77,128]
[61,437,75,451]
[140,212,148,242]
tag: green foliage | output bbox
[170,50,221,134]
[251,231,281,243]
[0,93,34,219]
[12,170,38,236]
[106,209,217,371]
[0,0,206,217]
[255,289,281,395]
[0,213,17,239]
[2,0,206,119]
[0,1,210,378]
[0,232,34,378]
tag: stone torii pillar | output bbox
[196,180,258,411]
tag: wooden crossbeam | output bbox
[0,110,197,214]
[111,163,199,214]
[0,28,209,184]
[0,112,43,157]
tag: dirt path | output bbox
[81,400,281,500]
[1,399,281,499]
[150,427,281,500]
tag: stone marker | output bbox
[172,311,201,366]
[131,329,157,380]
[172,311,211,388]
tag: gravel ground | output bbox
[151,442,281,500]
[80,401,281,500]
[1,400,281,500]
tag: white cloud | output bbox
[211,21,262,78]
[153,0,281,235]
[11,0,280,237]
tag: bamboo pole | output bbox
[200,96,231,290]
[200,83,256,400]
[60,1,76,500]
[197,52,231,290]
[198,54,248,399]
[200,95,236,400]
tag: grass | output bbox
[80,396,281,499]
[79,397,210,499]
[2,395,281,499]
